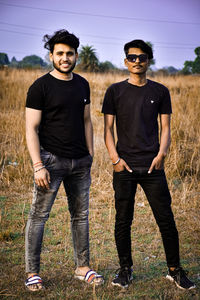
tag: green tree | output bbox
[0,53,9,65]
[78,45,99,72]
[192,47,200,74]
[166,66,179,74]
[99,61,116,72]
[18,55,47,68]
[182,60,193,74]
[194,46,200,57]
[182,46,200,74]
[146,42,155,66]
[192,57,200,74]
[10,56,18,67]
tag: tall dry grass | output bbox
[1,69,199,194]
[0,68,200,299]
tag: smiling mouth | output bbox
[61,63,70,67]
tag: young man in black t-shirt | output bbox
[102,40,195,290]
[25,30,103,291]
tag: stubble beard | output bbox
[53,60,76,74]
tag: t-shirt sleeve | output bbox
[159,87,172,114]
[26,80,44,110]
[85,81,90,105]
[78,75,90,105]
[101,85,116,115]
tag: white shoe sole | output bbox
[166,274,196,290]
[111,275,133,289]
[111,282,128,289]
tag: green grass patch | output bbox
[0,192,199,299]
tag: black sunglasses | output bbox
[126,54,148,63]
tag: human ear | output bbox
[124,58,128,68]
[49,52,53,62]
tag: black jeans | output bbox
[113,169,180,269]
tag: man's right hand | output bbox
[113,158,132,173]
[34,168,51,189]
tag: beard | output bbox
[53,60,76,74]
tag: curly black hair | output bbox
[124,39,153,59]
[43,29,80,53]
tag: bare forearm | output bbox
[104,114,132,172]
[25,107,50,188]
[85,120,94,157]
[158,127,171,157]
[25,108,43,164]
[26,128,41,164]
[104,128,119,163]
[148,114,171,172]
[104,126,132,172]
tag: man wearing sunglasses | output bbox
[102,40,195,290]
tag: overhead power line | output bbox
[0,29,40,37]
[0,2,200,26]
[0,21,124,40]
[0,27,199,49]
[0,21,199,47]
[0,49,29,55]
[0,29,121,45]
[0,21,46,31]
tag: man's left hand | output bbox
[148,154,165,173]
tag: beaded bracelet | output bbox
[34,166,46,173]
[33,161,42,167]
[112,158,120,165]
[33,164,43,169]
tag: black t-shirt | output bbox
[26,73,90,158]
[102,79,172,169]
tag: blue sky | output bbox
[0,0,200,69]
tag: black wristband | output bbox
[112,158,120,165]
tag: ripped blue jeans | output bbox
[25,147,92,273]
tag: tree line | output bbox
[0,45,200,74]
[0,53,47,69]
[182,47,200,74]
[0,45,118,73]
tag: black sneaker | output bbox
[112,267,133,289]
[166,267,196,290]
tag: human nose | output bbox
[135,56,140,63]
[62,53,69,61]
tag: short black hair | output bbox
[43,29,80,53]
[124,39,153,59]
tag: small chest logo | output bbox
[150,100,154,104]
[84,99,87,103]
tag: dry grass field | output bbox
[0,68,200,299]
